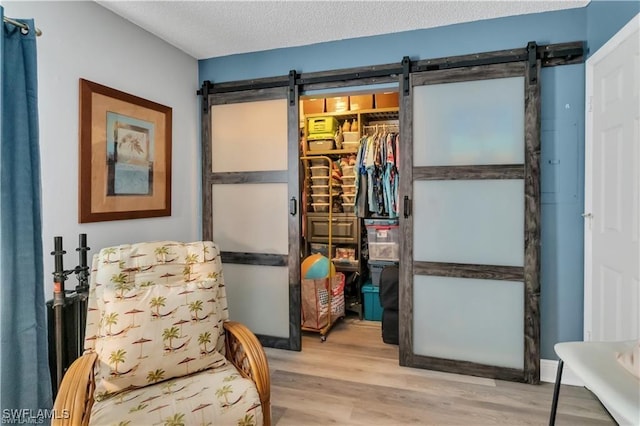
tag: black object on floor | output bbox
[382,309,399,344]
[379,264,399,344]
[379,264,399,310]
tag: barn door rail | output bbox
[196,41,584,96]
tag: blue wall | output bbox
[199,3,638,360]
[587,0,640,55]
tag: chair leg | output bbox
[549,359,564,426]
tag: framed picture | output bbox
[79,79,172,223]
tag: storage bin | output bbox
[310,194,330,204]
[368,260,397,286]
[335,247,356,261]
[362,283,382,321]
[302,98,325,115]
[343,141,360,151]
[311,176,342,186]
[343,132,359,142]
[342,176,356,186]
[307,132,336,141]
[342,184,356,194]
[375,92,399,109]
[311,203,330,212]
[308,117,339,134]
[325,96,349,112]
[368,242,399,261]
[310,185,329,194]
[341,164,355,176]
[365,218,399,261]
[341,194,355,204]
[311,176,330,186]
[310,159,328,167]
[310,243,331,258]
[308,140,334,151]
[309,166,330,177]
[349,94,374,111]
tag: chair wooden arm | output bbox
[224,321,271,426]
[52,352,97,426]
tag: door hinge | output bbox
[588,96,593,112]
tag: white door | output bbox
[584,14,640,342]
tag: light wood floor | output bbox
[264,316,615,426]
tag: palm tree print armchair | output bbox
[53,241,270,426]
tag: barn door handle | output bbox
[404,196,412,218]
[290,197,297,216]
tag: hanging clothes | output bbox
[354,128,399,217]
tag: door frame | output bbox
[583,13,640,341]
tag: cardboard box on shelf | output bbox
[375,92,399,109]
[325,96,349,113]
[303,98,325,115]
[349,94,374,111]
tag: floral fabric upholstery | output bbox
[84,241,263,425]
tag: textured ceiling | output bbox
[97,1,589,60]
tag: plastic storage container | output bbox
[343,141,360,151]
[310,176,330,186]
[308,117,339,134]
[368,260,398,286]
[365,218,399,261]
[362,283,382,321]
[310,243,331,258]
[310,194,330,203]
[341,164,355,176]
[310,159,328,167]
[343,132,359,142]
[309,166,329,177]
[310,185,329,194]
[308,140,335,151]
[342,176,356,186]
[342,184,356,195]
[368,243,399,262]
[341,194,355,204]
[311,203,330,212]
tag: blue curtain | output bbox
[0,7,53,415]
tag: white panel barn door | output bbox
[584,14,640,342]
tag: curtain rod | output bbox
[3,16,42,37]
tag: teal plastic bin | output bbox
[362,283,383,321]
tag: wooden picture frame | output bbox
[79,79,172,223]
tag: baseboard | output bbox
[540,359,585,386]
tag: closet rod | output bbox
[3,16,42,36]
[362,124,399,134]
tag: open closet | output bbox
[198,40,584,384]
[299,92,400,340]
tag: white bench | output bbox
[549,340,640,426]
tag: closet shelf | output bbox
[304,107,398,122]
[304,148,359,156]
